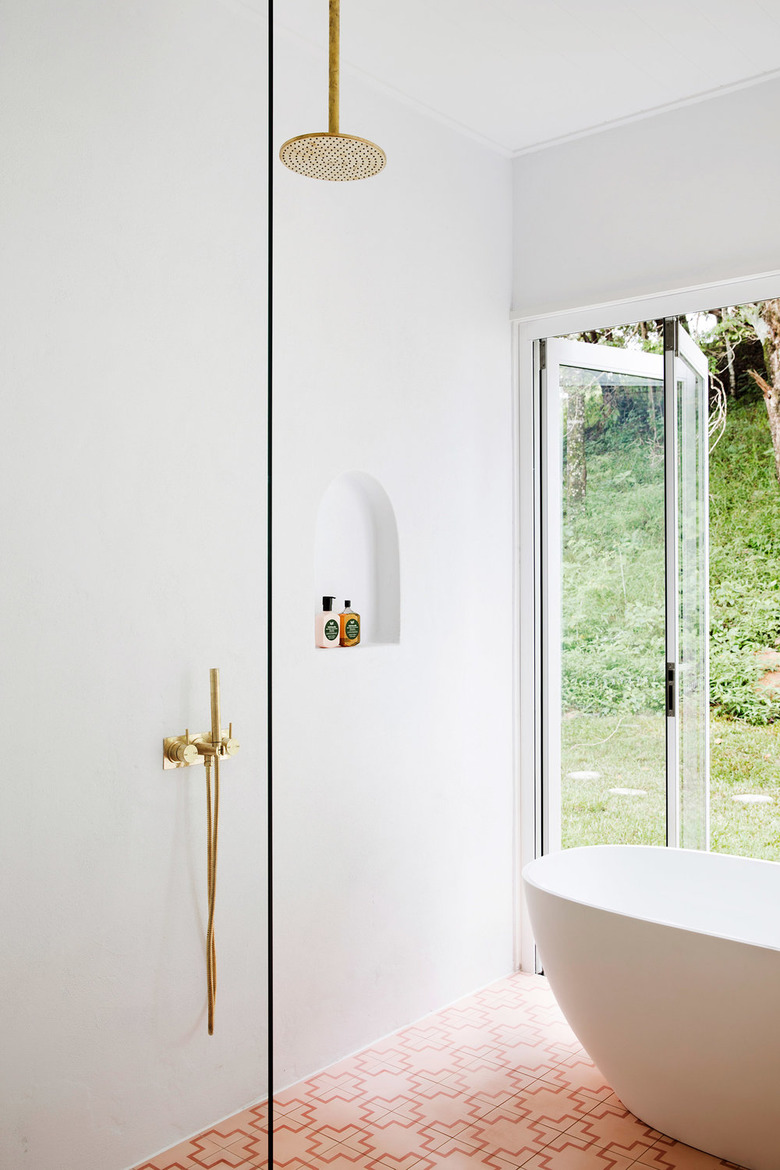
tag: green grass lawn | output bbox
[562,713,780,859]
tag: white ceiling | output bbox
[275,0,780,155]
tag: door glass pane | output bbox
[559,360,666,848]
[677,352,709,849]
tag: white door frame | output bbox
[538,339,665,863]
[513,268,780,976]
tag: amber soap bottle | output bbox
[339,600,361,647]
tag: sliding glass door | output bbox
[537,320,709,854]
[668,321,710,850]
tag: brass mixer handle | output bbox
[167,740,199,766]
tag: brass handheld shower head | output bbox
[279,0,386,181]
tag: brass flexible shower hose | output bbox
[205,752,220,1035]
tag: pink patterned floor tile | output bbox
[136,1128,266,1170]
[390,1089,496,1140]
[139,971,736,1170]
[283,1092,402,1132]
[498,1028,581,1069]
[250,1126,269,1167]
[436,1003,495,1027]
[415,1078,520,1125]
[275,1093,309,1115]
[473,974,548,1004]
[394,1026,464,1055]
[453,1060,537,1110]
[454,1106,564,1165]
[393,1047,488,1086]
[471,1040,559,1080]
[485,1029,553,1062]
[497,1080,600,1131]
[305,1072,372,1102]
[362,1036,414,1066]
[302,1144,379,1169]
[271,1118,343,1167]
[329,1109,453,1169]
[635,1136,748,1169]
[194,1110,266,1148]
[561,1097,661,1161]
[519,1130,635,1169]
[311,1124,390,1155]
[276,1073,371,1120]
[527,1124,643,1167]
[420,1135,524,1170]
[272,1111,313,1136]
[360,1065,436,1105]
[538,1054,612,1102]
[185,1134,259,1167]
[353,1052,419,1077]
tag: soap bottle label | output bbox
[324,618,339,642]
[345,618,359,640]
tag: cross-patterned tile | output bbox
[636,1136,746,1169]
[537,1054,613,1103]
[419,1134,525,1170]
[453,1104,563,1165]
[133,972,751,1170]
[520,1125,636,1169]
[429,1057,534,1109]
[270,1114,342,1167]
[388,1086,495,1141]
[497,1078,600,1132]
[329,1106,456,1168]
[561,1095,661,1161]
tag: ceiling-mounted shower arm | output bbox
[329,0,339,136]
[279,0,385,180]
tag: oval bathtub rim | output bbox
[522,843,780,956]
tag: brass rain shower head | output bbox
[279,1,386,181]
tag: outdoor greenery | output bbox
[709,395,780,724]
[562,404,664,718]
[560,308,780,860]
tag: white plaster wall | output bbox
[0,3,268,1168]
[273,31,515,1086]
[513,77,780,317]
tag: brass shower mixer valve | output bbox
[163,727,240,769]
[162,669,240,769]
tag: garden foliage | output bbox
[562,316,780,726]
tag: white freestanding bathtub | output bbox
[523,845,780,1170]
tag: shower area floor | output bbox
[135,972,743,1170]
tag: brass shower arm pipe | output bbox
[329,0,340,135]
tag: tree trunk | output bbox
[749,298,780,486]
[566,388,587,504]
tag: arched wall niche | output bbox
[314,471,401,646]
